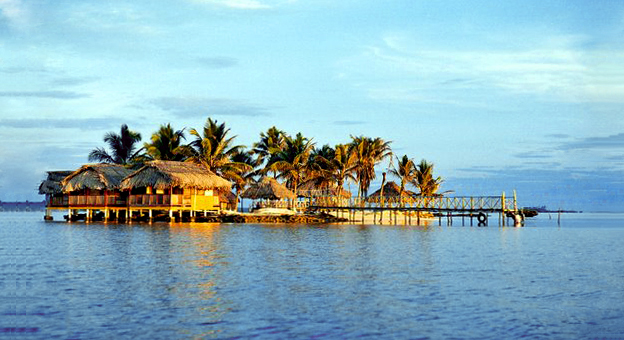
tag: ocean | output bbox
[3,211,624,339]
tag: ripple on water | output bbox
[3,213,624,339]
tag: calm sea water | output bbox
[3,211,624,339]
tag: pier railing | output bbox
[307,195,515,212]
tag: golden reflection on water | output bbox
[166,223,229,338]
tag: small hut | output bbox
[39,170,73,208]
[241,177,296,210]
[119,160,232,220]
[367,181,416,203]
[217,189,237,211]
[297,181,352,198]
[39,170,73,219]
[297,181,352,207]
[62,164,134,207]
[60,164,135,221]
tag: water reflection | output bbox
[7,213,624,339]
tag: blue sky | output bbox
[1,0,623,211]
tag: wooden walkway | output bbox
[304,194,522,226]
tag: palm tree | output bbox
[310,143,357,193]
[350,136,392,199]
[306,144,336,190]
[389,155,416,205]
[252,126,286,178]
[184,118,251,183]
[413,159,443,197]
[230,148,260,211]
[88,124,143,165]
[144,123,186,161]
[270,132,315,197]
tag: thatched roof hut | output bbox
[241,177,296,200]
[218,189,237,204]
[62,164,134,192]
[367,181,416,199]
[119,160,231,190]
[39,171,73,195]
[297,181,352,198]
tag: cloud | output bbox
[50,76,100,87]
[447,166,624,211]
[559,133,624,150]
[0,66,49,74]
[514,151,553,159]
[191,0,271,10]
[196,57,239,69]
[0,118,120,130]
[546,133,571,139]
[334,120,366,126]
[0,0,29,30]
[152,96,273,117]
[0,91,90,99]
[347,33,624,104]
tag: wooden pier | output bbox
[304,192,523,226]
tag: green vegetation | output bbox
[88,119,444,198]
[88,124,143,165]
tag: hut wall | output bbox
[66,189,127,207]
[47,193,69,207]
[127,187,221,211]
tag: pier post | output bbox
[86,209,91,223]
[169,209,175,222]
[148,209,153,223]
[394,207,397,225]
[501,192,506,227]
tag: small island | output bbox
[39,119,525,226]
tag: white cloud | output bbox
[344,33,624,104]
[191,0,271,10]
[0,0,29,30]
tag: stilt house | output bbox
[60,164,135,220]
[119,160,232,220]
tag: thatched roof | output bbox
[218,189,237,204]
[368,181,416,199]
[297,181,352,198]
[241,177,296,200]
[62,164,134,192]
[39,171,73,194]
[120,160,231,190]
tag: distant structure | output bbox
[0,200,46,211]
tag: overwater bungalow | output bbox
[119,160,232,221]
[39,170,73,217]
[60,164,135,221]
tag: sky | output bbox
[1,0,623,211]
